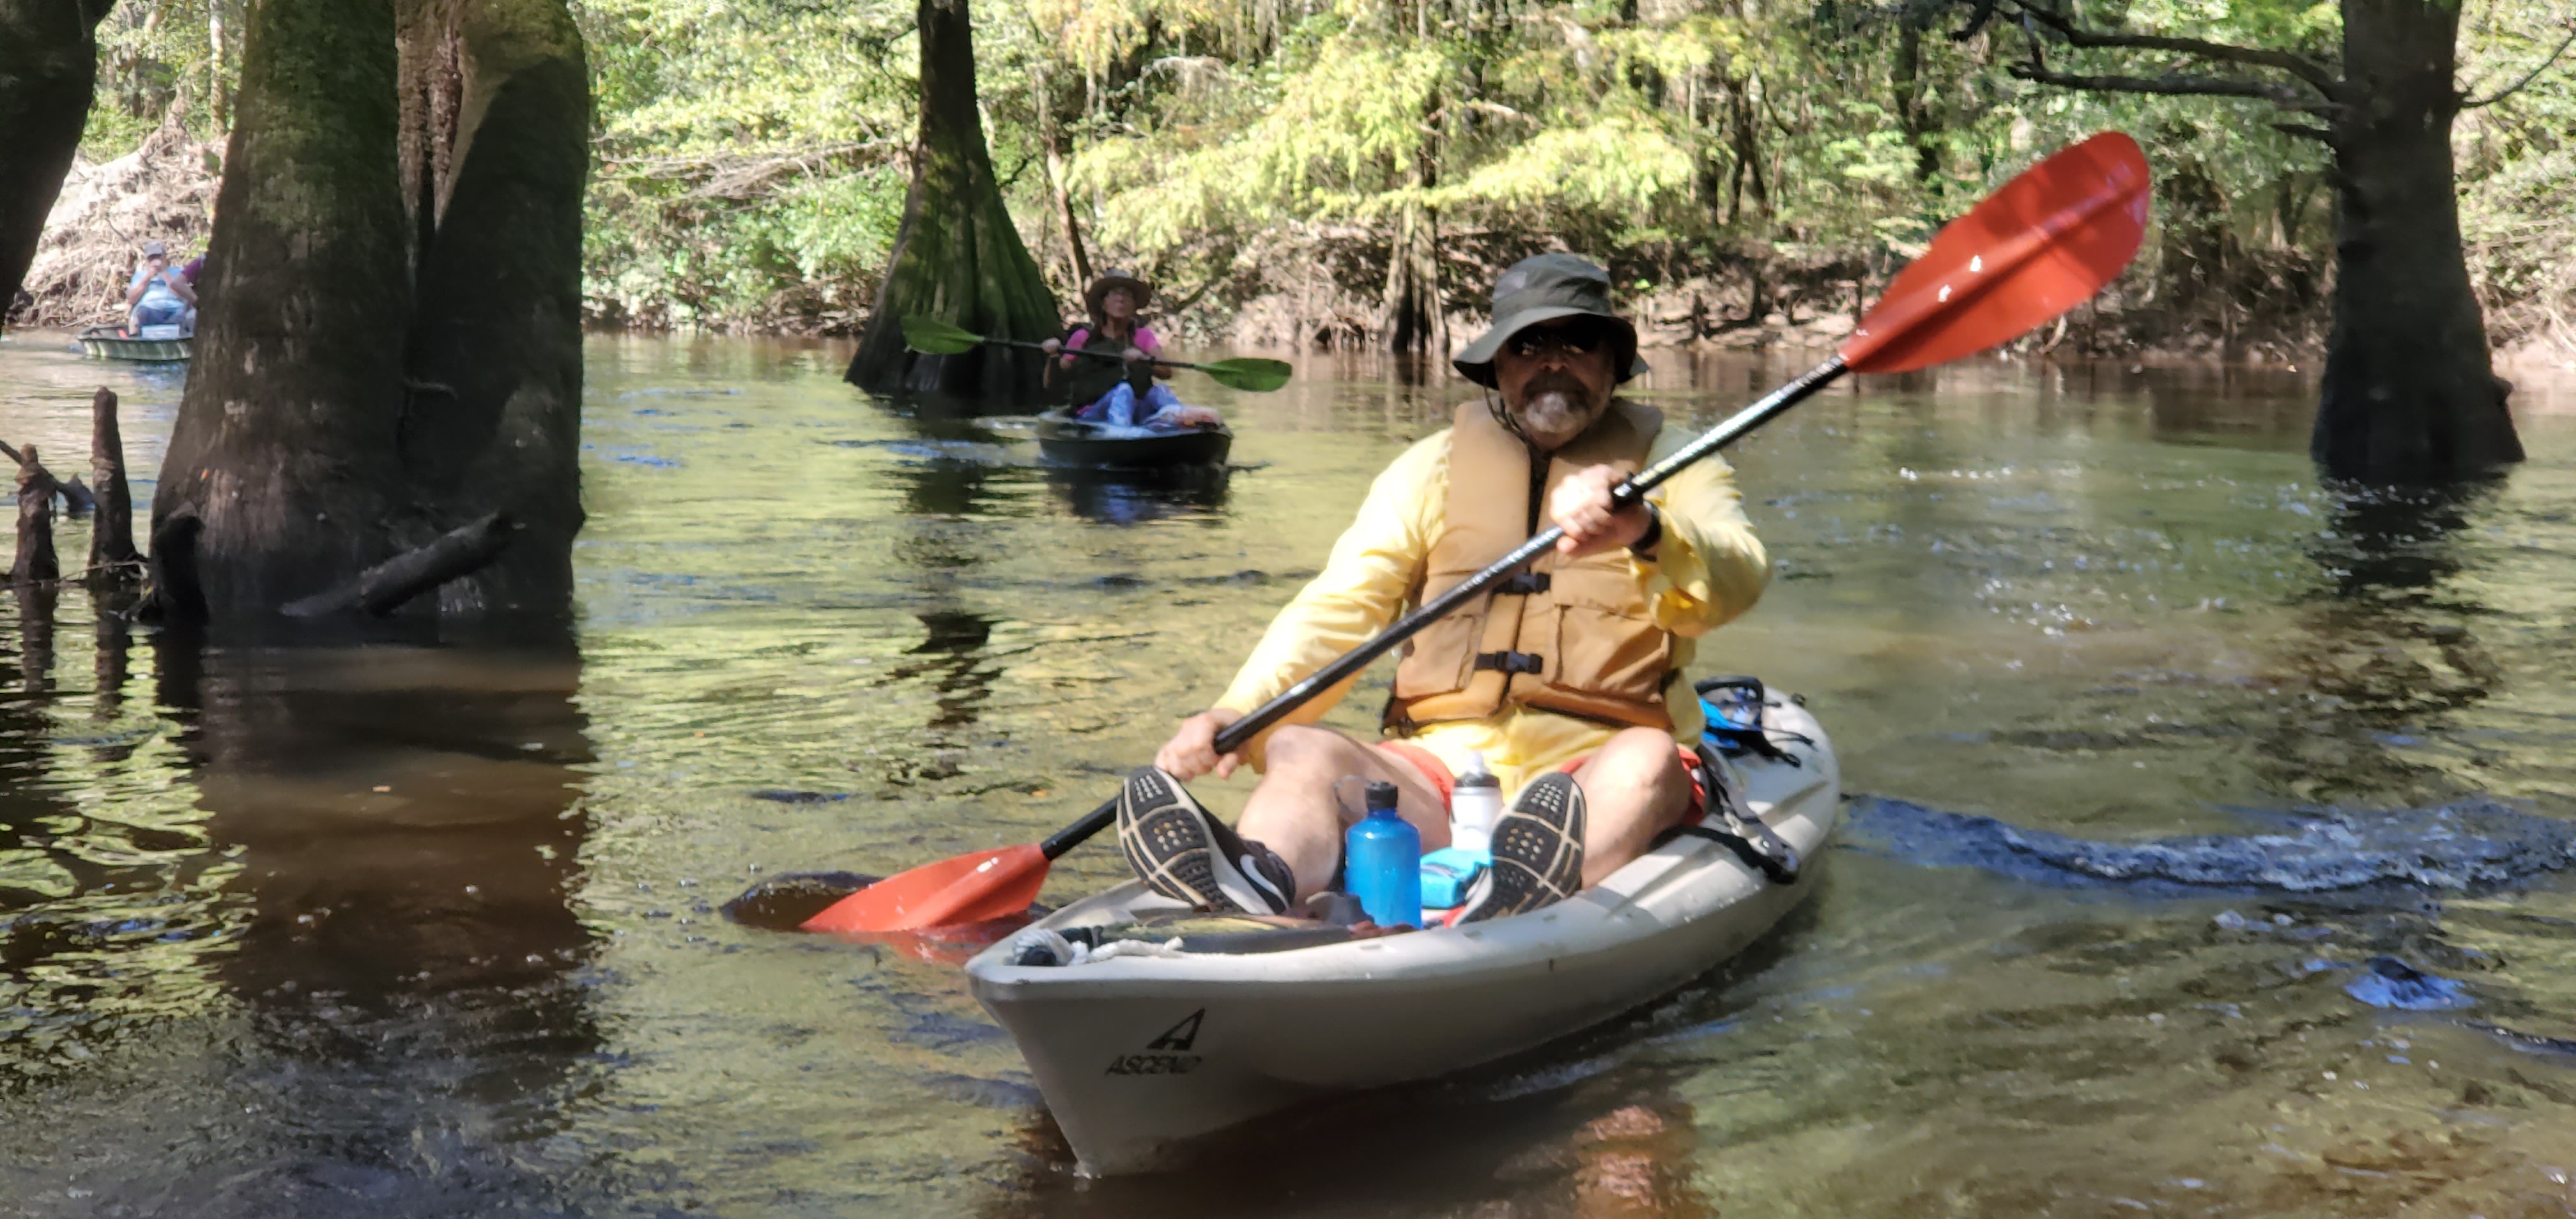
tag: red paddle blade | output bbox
[801,843,1050,933]
[1843,132,2150,375]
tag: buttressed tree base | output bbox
[150,0,589,627]
[843,0,1060,406]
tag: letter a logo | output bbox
[1146,1008,1205,1052]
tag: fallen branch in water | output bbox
[280,512,516,618]
[0,438,95,514]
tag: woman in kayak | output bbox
[1041,272,1221,429]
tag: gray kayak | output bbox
[964,694,1840,1175]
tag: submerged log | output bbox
[13,443,57,583]
[87,387,138,574]
[280,512,516,618]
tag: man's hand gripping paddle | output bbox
[900,316,1295,394]
[806,131,2151,935]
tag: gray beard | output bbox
[1512,388,1590,447]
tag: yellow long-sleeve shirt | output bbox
[1215,409,1770,796]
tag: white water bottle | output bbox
[1449,751,1503,855]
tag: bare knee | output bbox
[1262,725,1351,778]
[1586,728,1682,784]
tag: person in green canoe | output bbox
[1114,254,1770,923]
[1040,272,1222,429]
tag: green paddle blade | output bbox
[900,315,985,355]
[1199,356,1292,393]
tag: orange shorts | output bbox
[1374,740,1706,822]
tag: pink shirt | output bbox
[1061,324,1160,365]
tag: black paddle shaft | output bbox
[979,334,1227,376]
[1038,355,1851,860]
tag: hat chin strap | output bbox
[1483,387,1543,453]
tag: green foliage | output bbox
[80,0,247,154]
[2455,0,2576,346]
[578,0,933,327]
[57,0,2576,342]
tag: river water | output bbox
[3,330,2573,1217]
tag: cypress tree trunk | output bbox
[2310,0,2522,483]
[396,0,590,615]
[1381,102,1446,356]
[153,0,415,617]
[149,0,588,625]
[0,0,113,326]
[1381,198,1446,355]
[845,0,1060,404]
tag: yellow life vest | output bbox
[1389,398,1678,733]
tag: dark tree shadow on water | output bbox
[105,624,608,1218]
[2255,479,2508,805]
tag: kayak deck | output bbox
[963,696,1839,1175]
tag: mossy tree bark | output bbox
[149,0,588,627]
[844,0,1060,404]
[0,0,114,328]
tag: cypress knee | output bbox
[88,387,137,575]
[14,443,57,583]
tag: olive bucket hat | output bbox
[1452,252,1646,387]
[1083,270,1153,319]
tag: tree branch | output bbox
[2462,23,2576,108]
[2271,121,2336,145]
[2010,0,2342,95]
[280,512,516,618]
[2009,61,2337,112]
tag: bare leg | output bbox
[1567,727,1694,887]
[1234,725,1448,903]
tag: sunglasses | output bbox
[1506,321,1613,360]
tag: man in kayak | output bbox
[1118,254,1768,922]
[124,240,197,335]
[1040,271,1220,429]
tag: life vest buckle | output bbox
[1496,572,1552,595]
[1471,650,1545,675]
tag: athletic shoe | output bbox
[1117,766,1296,914]
[1458,772,1587,923]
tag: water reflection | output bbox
[129,637,601,1213]
[5,333,2574,1216]
[1045,464,1230,525]
[2258,483,2506,804]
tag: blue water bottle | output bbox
[1345,780,1423,928]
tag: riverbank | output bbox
[18,134,2572,376]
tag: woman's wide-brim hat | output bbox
[1453,253,1645,388]
[1084,270,1153,317]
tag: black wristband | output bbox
[1628,502,1663,557]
